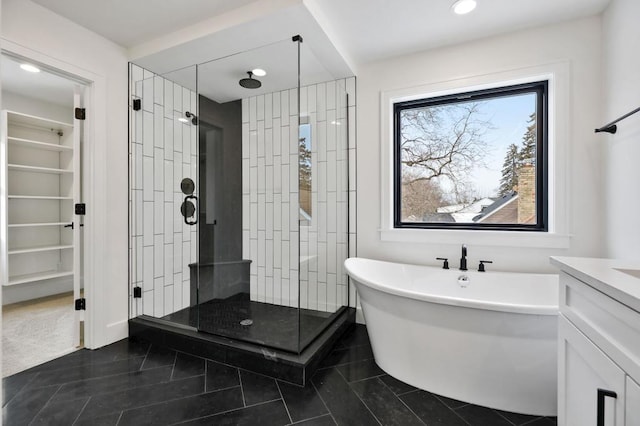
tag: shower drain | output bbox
[239,319,253,326]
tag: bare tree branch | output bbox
[400,102,491,207]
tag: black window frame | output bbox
[393,80,548,232]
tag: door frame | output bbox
[1,38,108,349]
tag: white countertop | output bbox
[550,256,640,312]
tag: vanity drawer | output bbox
[560,271,640,383]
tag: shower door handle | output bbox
[181,195,198,226]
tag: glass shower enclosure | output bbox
[128,36,351,354]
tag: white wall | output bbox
[129,65,198,319]
[2,0,129,348]
[602,0,640,260]
[357,17,603,273]
[2,91,73,124]
[242,78,355,311]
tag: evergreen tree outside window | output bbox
[393,81,548,231]
[499,143,520,196]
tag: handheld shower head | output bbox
[185,111,198,125]
[239,71,261,89]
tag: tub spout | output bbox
[460,245,468,271]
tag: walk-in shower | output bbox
[127,36,355,366]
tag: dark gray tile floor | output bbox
[2,325,558,425]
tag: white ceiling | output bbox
[12,0,612,104]
[130,2,351,103]
[30,0,611,66]
[161,37,333,104]
[31,0,261,47]
[310,0,612,65]
[1,53,77,107]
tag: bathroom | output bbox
[1,0,639,424]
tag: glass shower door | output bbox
[193,38,302,351]
[296,42,351,352]
[128,63,200,326]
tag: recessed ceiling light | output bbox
[252,68,267,77]
[20,63,40,73]
[452,0,477,15]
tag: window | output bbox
[299,121,312,224]
[393,81,548,231]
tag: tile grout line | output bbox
[396,388,420,397]
[53,363,176,402]
[28,356,149,389]
[70,396,92,426]
[447,402,473,426]
[26,355,149,389]
[244,397,282,409]
[3,371,41,408]
[139,341,154,370]
[169,398,283,425]
[203,359,208,392]
[520,416,548,425]
[316,351,375,370]
[432,392,474,426]
[336,368,383,426]
[19,352,146,378]
[204,383,243,394]
[433,393,470,411]
[25,384,62,425]
[309,375,339,426]
[238,369,247,407]
[275,380,293,425]
[289,413,335,425]
[109,382,241,421]
[169,349,178,381]
[378,377,427,426]
[493,408,524,426]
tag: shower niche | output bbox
[128,36,356,383]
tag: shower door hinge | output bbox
[133,286,142,298]
[75,203,86,215]
[75,298,86,311]
[75,108,86,120]
[132,98,141,111]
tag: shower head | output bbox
[239,71,261,89]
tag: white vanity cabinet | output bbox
[553,257,640,426]
[559,315,625,425]
[627,377,640,426]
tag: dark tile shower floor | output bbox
[3,324,558,426]
[161,294,342,353]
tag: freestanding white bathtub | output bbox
[344,257,558,416]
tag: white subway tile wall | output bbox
[129,64,198,318]
[243,78,356,311]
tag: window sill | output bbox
[379,228,571,249]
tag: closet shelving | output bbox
[2,110,77,287]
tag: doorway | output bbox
[1,51,87,376]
